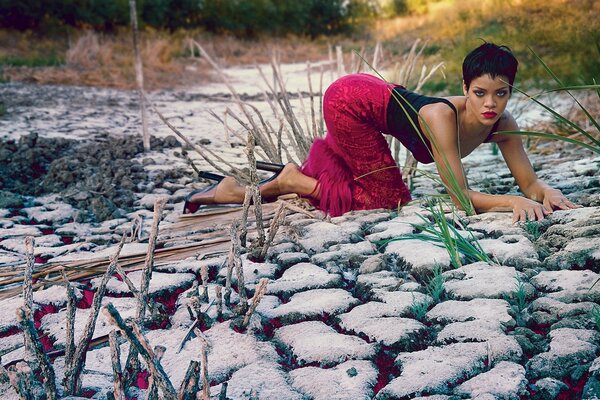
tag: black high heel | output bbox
[183,165,286,214]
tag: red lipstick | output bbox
[482,111,497,119]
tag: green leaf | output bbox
[500,130,600,154]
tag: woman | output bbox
[185,43,580,222]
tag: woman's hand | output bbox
[542,188,582,211]
[511,196,551,223]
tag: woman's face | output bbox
[463,74,511,125]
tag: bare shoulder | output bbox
[419,102,456,127]
[419,102,458,145]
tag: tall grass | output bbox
[499,48,600,155]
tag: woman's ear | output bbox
[462,81,468,96]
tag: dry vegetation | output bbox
[0,30,344,90]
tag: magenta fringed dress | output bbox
[300,73,412,217]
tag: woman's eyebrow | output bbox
[473,86,510,91]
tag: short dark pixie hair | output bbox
[462,43,518,91]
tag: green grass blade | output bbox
[528,46,563,86]
[500,130,600,154]
[510,85,600,147]
[543,84,600,93]
[527,48,600,140]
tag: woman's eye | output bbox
[474,91,484,97]
[497,91,507,97]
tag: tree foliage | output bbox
[0,0,379,37]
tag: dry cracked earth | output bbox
[0,81,599,399]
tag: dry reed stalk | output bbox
[114,262,141,302]
[63,235,126,396]
[241,278,268,330]
[200,264,209,303]
[239,186,253,247]
[219,108,273,163]
[103,304,178,399]
[214,285,223,320]
[218,382,228,400]
[130,214,143,243]
[177,360,200,400]
[108,330,125,400]
[246,131,265,248]
[269,55,312,160]
[60,268,76,370]
[128,0,150,151]
[229,221,247,315]
[23,237,35,315]
[258,202,287,261]
[336,46,345,77]
[4,361,37,399]
[373,42,382,71]
[192,40,284,167]
[137,197,166,320]
[255,65,301,163]
[16,307,57,400]
[224,220,239,308]
[306,63,318,140]
[149,103,249,182]
[193,329,210,400]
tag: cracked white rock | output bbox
[337,301,427,348]
[224,361,304,400]
[375,337,522,399]
[478,235,540,269]
[297,220,362,254]
[266,262,342,296]
[527,328,599,379]
[443,261,534,300]
[311,241,376,264]
[426,298,515,326]
[290,360,378,400]
[436,320,506,344]
[355,271,404,299]
[454,361,528,399]
[530,269,600,302]
[274,321,376,366]
[385,239,451,276]
[259,288,360,323]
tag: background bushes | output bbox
[0,0,379,37]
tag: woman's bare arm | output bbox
[421,106,575,222]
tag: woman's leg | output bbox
[187,163,319,205]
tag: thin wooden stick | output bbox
[6,361,36,400]
[231,223,247,315]
[259,202,287,261]
[224,220,239,307]
[215,285,223,320]
[200,264,209,303]
[177,360,200,400]
[16,307,57,400]
[103,304,178,400]
[241,279,268,330]
[128,0,150,151]
[126,198,166,380]
[23,237,34,315]
[218,382,228,400]
[109,330,125,400]
[246,131,265,248]
[138,197,166,320]
[194,329,210,400]
[239,186,253,247]
[60,268,76,370]
[63,235,125,396]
